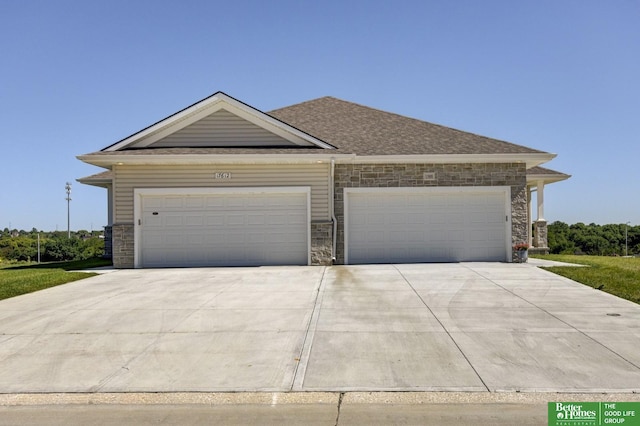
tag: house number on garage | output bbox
[213,172,232,179]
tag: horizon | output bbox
[1,1,638,230]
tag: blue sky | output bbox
[1,0,638,231]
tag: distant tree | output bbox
[0,236,37,261]
[547,221,575,254]
[548,222,639,256]
[79,237,104,259]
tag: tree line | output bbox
[0,229,105,263]
[1,222,638,262]
[548,222,639,256]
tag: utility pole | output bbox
[65,182,72,238]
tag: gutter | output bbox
[330,158,337,263]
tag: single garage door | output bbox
[345,187,509,264]
[135,188,309,267]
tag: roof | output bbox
[76,170,112,188]
[527,166,571,184]
[101,92,335,152]
[269,96,546,156]
[78,92,556,169]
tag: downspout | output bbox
[330,158,337,263]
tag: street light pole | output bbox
[65,182,72,239]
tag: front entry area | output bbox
[134,187,310,267]
[344,187,511,264]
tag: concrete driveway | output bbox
[1,263,639,393]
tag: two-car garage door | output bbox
[135,188,309,268]
[345,187,510,264]
[134,186,510,267]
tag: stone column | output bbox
[103,226,113,259]
[532,181,549,253]
[527,187,533,247]
[310,221,333,265]
[111,223,134,268]
[533,220,549,253]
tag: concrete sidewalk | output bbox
[0,263,639,394]
[2,392,640,426]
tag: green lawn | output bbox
[534,254,640,304]
[0,258,112,301]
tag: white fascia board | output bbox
[341,153,556,168]
[104,92,334,151]
[77,153,355,167]
[105,93,225,151]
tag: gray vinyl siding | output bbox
[113,164,330,223]
[148,109,296,147]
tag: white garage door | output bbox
[345,187,509,264]
[135,188,309,267]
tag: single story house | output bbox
[78,92,569,268]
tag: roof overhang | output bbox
[103,92,335,151]
[78,152,555,168]
[77,153,357,167]
[527,172,571,185]
[343,153,556,168]
[76,175,112,188]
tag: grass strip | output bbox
[535,255,640,304]
[0,258,112,301]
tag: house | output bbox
[78,92,569,268]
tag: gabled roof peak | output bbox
[102,92,335,152]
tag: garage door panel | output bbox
[185,197,204,208]
[226,214,246,226]
[185,215,204,226]
[139,191,308,267]
[205,215,225,226]
[205,198,225,208]
[164,216,183,227]
[347,189,508,264]
[163,197,185,209]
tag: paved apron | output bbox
[0,263,639,393]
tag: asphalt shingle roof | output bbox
[527,166,569,176]
[83,95,549,157]
[268,96,546,156]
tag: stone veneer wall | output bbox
[333,163,528,264]
[112,223,134,268]
[311,221,333,265]
[103,225,113,259]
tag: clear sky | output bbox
[1,0,638,232]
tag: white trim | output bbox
[343,153,556,168]
[78,152,554,169]
[133,186,311,268]
[343,186,512,264]
[107,185,113,226]
[536,180,545,222]
[77,154,356,168]
[106,92,334,152]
